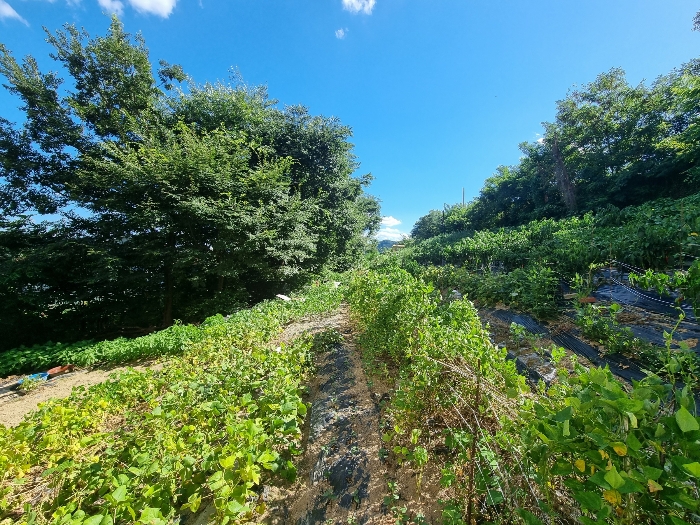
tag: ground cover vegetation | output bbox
[0,279,343,525]
[347,266,700,525]
[395,188,700,383]
[0,17,380,351]
[391,177,700,381]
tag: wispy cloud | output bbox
[97,0,124,15]
[335,27,348,39]
[96,0,176,17]
[0,0,29,25]
[127,0,177,17]
[376,216,408,241]
[342,0,375,15]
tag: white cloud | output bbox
[376,227,408,242]
[376,216,408,241]
[536,137,545,144]
[127,0,177,17]
[342,0,375,15]
[0,0,29,25]
[335,27,347,39]
[97,0,123,15]
[381,216,401,227]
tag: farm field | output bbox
[2,260,700,525]
[0,281,345,525]
[2,8,700,525]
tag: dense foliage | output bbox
[347,266,700,525]
[0,280,342,525]
[412,60,700,239]
[0,18,379,350]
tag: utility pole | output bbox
[462,187,465,206]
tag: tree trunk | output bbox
[550,138,577,213]
[162,263,174,327]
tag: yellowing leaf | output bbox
[603,489,622,506]
[647,479,663,493]
[242,464,261,484]
[219,455,237,469]
[574,459,586,473]
[612,443,627,457]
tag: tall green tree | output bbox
[0,18,378,349]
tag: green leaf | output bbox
[642,466,663,481]
[589,471,611,489]
[515,508,544,525]
[111,485,128,503]
[485,490,504,505]
[83,516,105,525]
[604,467,625,490]
[618,478,644,494]
[257,450,277,469]
[675,406,699,433]
[572,490,602,511]
[666,517,693,525]
[226,499,250,516]
[553,406,573,422]
[682,462,700,477]
[563,419,570,437]
[220,455,237,469]
[626,432,642,452]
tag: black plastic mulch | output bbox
[591,270,696,322]
[569,270,700,354]
[486,308,647,383]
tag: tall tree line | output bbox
[0,18,379,350]
[413,59,700,239]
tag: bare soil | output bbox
[0,361,164,428]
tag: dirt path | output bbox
[0,362,163,428]
[261,305,392,525]
[258,305,449,525]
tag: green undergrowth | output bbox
[0,283,342,379]
[347,267,700,525]
[399,193,700,276]
[418,263,559,320]
[0,280,342,525]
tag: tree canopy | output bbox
[0,17,379,350]
[413,60,700,238]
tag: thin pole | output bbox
[466,359,481,525]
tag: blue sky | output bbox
[0,0,698,240]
